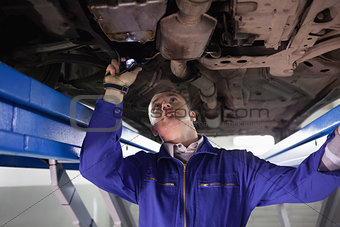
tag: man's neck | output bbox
[162,131,199,147]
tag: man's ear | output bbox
[189,111,196,121]
[151,126,159,136]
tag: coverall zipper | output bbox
[177,159,188,227]
[176,155,193,227]
[183,163,187,227]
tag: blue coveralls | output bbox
[80,99,340,227]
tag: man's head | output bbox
[148,91,197,143]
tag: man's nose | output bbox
[161,101,171,110]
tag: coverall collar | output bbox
[157,135,217,162]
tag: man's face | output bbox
[148,92,196,137]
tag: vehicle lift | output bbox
[0,62,339,226]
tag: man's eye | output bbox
[170,97,177,102]
[154,103,161,109]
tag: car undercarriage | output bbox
[1,0,340,141]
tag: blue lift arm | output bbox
[260,104,340,166]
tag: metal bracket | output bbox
[99,189,137,227]
[316,187,340,227]
[49,160,97,227]
[277,204,291,227]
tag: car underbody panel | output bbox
[1,0,340,141]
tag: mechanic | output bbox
[79,59,340,227]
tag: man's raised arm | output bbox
[79,59,142,204]
[242,127,340,209]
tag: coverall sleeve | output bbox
[242,132,340,209]
[79,99,142,204]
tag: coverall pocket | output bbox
[140,176,178,226]
[196,173,241,226]
[144,177,176,186]
[199,182,238,188]
[143,176,178,195]
[198,173,239,189]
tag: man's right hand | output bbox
[103,59,142,104]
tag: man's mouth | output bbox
[164,110,175,117]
